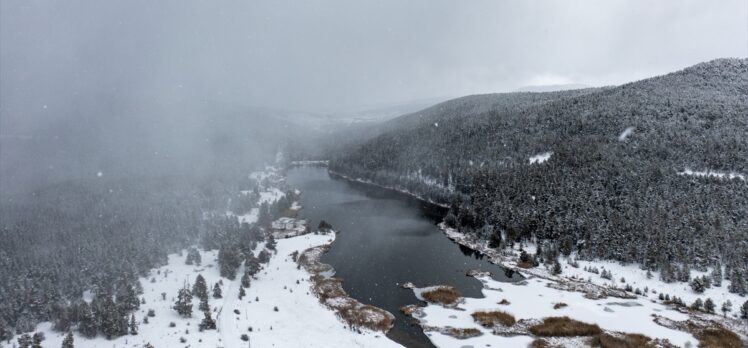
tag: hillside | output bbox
[331,59,748,287]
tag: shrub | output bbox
[471,310,516,327]
[588,333,656,348]
[421,287,461,305]
[696,327,741,348]
[528,317,602,337]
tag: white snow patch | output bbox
[678,168,745,181]
[529,152,553,164]
[618,126,635,141]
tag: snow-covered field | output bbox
[409,275,695,347]
[422,226,748,347]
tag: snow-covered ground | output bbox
[409,275,695,347]
[11,166,401,348]
[678,168,746,181]
[529,151,553,164]
[423,225,748,347]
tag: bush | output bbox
[528,317,601,337]
[421,287,461,305]
[471,310,516,327]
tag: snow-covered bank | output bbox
[398,224,747,347]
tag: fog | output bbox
[1,0,746,193]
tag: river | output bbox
[287,165,518,347]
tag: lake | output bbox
[287,165,518,347]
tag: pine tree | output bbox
[199,297,210,312]
[704,298,716,313]
[213,283,222,299]
[218,245,241,279]
[117,283,141,311]
[78,302,97,338]
[31,332,44,348]
[192,274,208,301]
[239,286,246,300]
[174,287,193,318]
[712,262,723,287]
[258,249,271,264]
[62,331,74,348]
[266,234,277,251]
[552,259,562,275]
[690,277,706,293]
[245,255,262,277]
[729,269,746,295]
[721,300,732,317]
[691,298,703,311]
[17,333,32,348]
[129,314,138,335]
[186,247,202,266]
[241,271,251,288]
[199,310,216,331]
[740,300,748,321]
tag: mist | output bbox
[2,0,746,193]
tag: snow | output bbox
[561,256,747,321]
[410,274,696,347]
[678,168,745,181]
[14,234,398,348]
[10,165,401,348]
[618,126,635,141]
[529,151,553,164]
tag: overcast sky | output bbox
[2,0,747,128]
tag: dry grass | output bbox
[553,303,568,310]
[528,316,602,337]
[421,287,462,306]
[517,260,536,268]
[531,339,555,348]
[471,310,516,327]
[696,327,742,348]
[588,333,656,348]
[447,327,482,339]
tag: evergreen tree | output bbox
[704,298,716,313]
[213,283,223,299]
[62,331,74,348]
[691,298,703,311]
[192,274,208,301]
[218,245,241,279]
[239,286,246,300]
[185,247,202,266]
[258,249,271,264]
[266,234,277,251]
[78,302,97,338]
[117,283,141,311]
[552,259,562,275]
[245,255,262,277]
[17,333,32,348]
[711,262,723,287]
[740,300,748,321]
[32,332,44,348]
[721,300,732,317]
[199,310,216,331]
[690,277,706,293]
[241,271,252,288]
[199,297,210,312]
[729,269,746,295]
[129,314,138,335]
[174,287,193,318]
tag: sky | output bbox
[0,0,747,193]
[2,0,746,122]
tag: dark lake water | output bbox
[287,166,518,347]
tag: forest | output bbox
[330,58,748,291]
[0,169,290,341]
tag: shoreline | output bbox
[322,168,747,346]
